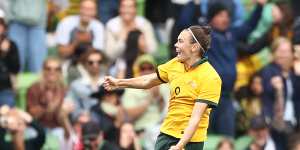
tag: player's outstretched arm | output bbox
[103,73,163,90]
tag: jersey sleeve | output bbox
[196,76,222,108]
[156,58,176,83]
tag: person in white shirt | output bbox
[105,0,157,61]
[55,0,105,60]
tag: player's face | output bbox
[174,30,194,62]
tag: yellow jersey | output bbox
[156,57,222,142]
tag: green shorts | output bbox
[154,133,204,150]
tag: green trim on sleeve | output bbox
[156,68,167,83]
[195,99,218,108]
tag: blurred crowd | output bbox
[0,0,300,149]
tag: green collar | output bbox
[191,56,208,68]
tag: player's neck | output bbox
[184,56,202,71]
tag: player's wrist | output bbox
[115,78,124,89]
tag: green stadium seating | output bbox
[16,72,39,110]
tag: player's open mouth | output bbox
[176,49,181,56]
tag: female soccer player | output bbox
[104,25,222,150]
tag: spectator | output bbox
[260,37,297,124]
[259,37,299,150]
[234,28,273,91]
[82,121,120,150]
[249,3,283,43]
[90,85,125,143]
[63,47,108,84]
[111,29,147,79]
[55,0,105,60]
[65,49,106,124]
[246,116,276,150]
[216,138,234,150]
[117,122,142,150]
[0,105,46,150]
[64,105,91,150]
[26,57,67,129]
[207,0,267,137]
[0,10,20,107]
[200,0,245,27]
[105,0,157,61]
[121,54,169,132]
[8,0,47,72]
[236,74,263,136]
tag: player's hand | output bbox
[103,76,119,91]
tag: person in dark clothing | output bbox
[0,16,20,107]
[123,29,146,78]
[90,85,125,144]
[0,106,45,150]
[82,121,120,150]
[259,37,300,150]
[207,0,267,137]
[291,0,300,18]
[292,18,300,131]
[117,122,142,150]
[201,0,245,27]
[145,0,171,43]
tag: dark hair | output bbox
[234,73,261,101]
[0,18,6,29]
[187,25,212,53]
[123,29,143,78]
[120,0,137,7]
[79,48,106,65]
[207,2,230,22]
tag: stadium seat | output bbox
[204,134,224,150]
[16,72,39,110]
[234,135,253,150]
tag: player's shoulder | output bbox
[162,57,181,66]
[199,62,221,80]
